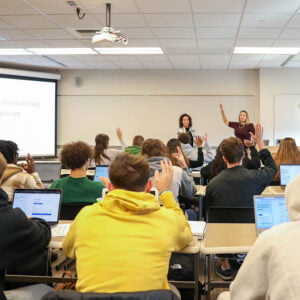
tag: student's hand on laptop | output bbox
[22,154,36,174]
[100,177,110,188]
[244,139,255,148]
[154,159,173,193]
[250,124,265,150]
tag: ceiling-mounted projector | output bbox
[92,26,128,45]
[92,3,128,45]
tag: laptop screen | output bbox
[254,195,289,234]
[94,165,109,182]
[12,189,62,225]
[280,164,300,186]
[35,162,62,182]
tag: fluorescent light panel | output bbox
[95,47,164,54]
[0,49,32,55]
[28,48,97,55]
[234,47,300,55]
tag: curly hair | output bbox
[274,137,300,181]
[211,143,227,179]
[94,134,110,164]
[109,153,150,192]
[141,139,168,158]
[0,140,19,164]
[0,153,7,182]
[61,141,92,170]
[179,113,192,128]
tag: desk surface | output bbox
[262,185,283,194]
[200,223,257,255]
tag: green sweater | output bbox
[124,145,141,155]
[50,176,105,204]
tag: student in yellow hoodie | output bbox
[63,153,193,295]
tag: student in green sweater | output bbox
[116,128,144,155]
[50,141,105,204]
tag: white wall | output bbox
[57,69,259,146]
[259,68,300,145]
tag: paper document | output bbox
[51,223,71,237]
[188,221,207,239]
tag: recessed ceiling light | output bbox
[0,49,32,55]
[27,48,97,55]
[94,47,164,55]
[234,47,300,55]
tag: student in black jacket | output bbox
[0,153,53,300]
[205,124,276,280]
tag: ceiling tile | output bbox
[0,19,17,29]
[197,39,235,48]
[24,0,75,14]
[191,0,246,13]
[118,28,154,38]
[152,28,196,39]
[1,40,49,47]
[136,0,191,13]
[258,61,282,67]
[1,15,59,29]
[263,54,290,62]
[169,54,200,62]
[236,38,275,46]
[280,28,300,38]
[200,55,231,62]
[232,54,264,61]
[80,0,139,14]
[73,55,107,62]
[113,61,144,67]
[95,14,147,27]
[273,39,300,47]
[118,39,160,47]
[194,14,241,27]
[238,27,282,38]
[283,61,300,67]
[25,28,75,40]
[245,0,300,13]
[84,61,119,67]
[241,14,292,27]
[201,62,228,69]
[141,61,173,68]
[287,14,300,27]
[0,0,39,15]
[48,14,101,29]
[144,14,193,27]
[0,29,35,40]
[135,55,169,62]
[196,27,238,38]
[101,55,138,61]
[229,61,259,68]
[43,39,86,47]
[159,39,197,48]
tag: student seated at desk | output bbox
[0,153,53,300]
[89,134,123,167]
[273,137,300,182]
[218,173,300,300]
[205,125,276,280]
[50,141,105,204]
[63,154,192,296]
[0,140,43,201]
[116,127,144,155]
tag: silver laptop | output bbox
[254,194,289,235]
[12,189,62,225]
[35,161,62,183]
[280,164,300,189]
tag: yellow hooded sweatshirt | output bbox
[63,189,193,293]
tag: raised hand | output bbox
[22,153,35,174]
[154,159,173,193]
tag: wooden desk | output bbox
[200,223,257,300]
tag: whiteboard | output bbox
[57,95,254,147]
[274,94,300,145]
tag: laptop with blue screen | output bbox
[254,194,289,235]
[12,189,62,225]
[93,165,109,183]
[280,164,300,189]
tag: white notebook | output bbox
[188,221,207,239]
[51,223,71,237]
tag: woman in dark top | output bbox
[219,104,255,142]
[178,113,197,147]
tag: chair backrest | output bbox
[60,202,93,220]
[42,289,180,300]
[207,206,255,223]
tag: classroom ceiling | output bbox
[2,0,300,70]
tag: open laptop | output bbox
[93,165,109,183]
[280,164,300,190]
[12,189,62,226]
[35,161,62,183]
[254,194,289,235]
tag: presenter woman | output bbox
[219,104,255,142]
[178,113,197,147]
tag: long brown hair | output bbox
[94,134,110,164]
[274,137,300,181]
